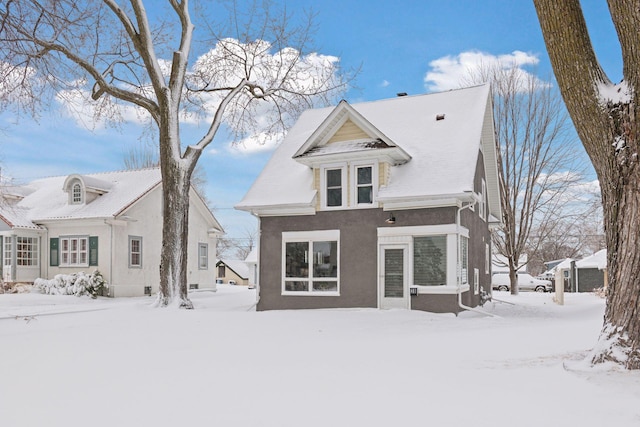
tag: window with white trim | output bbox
[283,230,339,294]
[3,237,12,270]
[198,243,208,269]
[485,243,490,274]
[325,168,344,207]
[60,237,88,267]
[72,182,83,204]
[129,236,142,268]
[413,235,447,286]
[460,236,468,284]
[355,165,373,205]
[474,268,480,295]
[479,179,486,221]
[16,237,39,266]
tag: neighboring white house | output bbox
[0,168,223,297]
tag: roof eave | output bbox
[294,147,411,168]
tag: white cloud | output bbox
[424,50,544,92]
[225,131,285,155]
[50,37,344,154]
[380,80,390,88]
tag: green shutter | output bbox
[89,236,99,266]
[50,238,59,267]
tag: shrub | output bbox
[34,270,108,298]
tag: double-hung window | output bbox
[283,230,339,294]
[198,243,208,269]
[129,236,142,268]
[355,165,373,205]
[325,168,344,207]
[60,237,88,267]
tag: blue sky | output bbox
[0,0,622,245]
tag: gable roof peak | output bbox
[292,99,411,165]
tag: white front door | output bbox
[379,244,409,309]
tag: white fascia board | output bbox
[295,148,410,168]
[235,204,316,217]
[37,217,113,227]
[379,192,476,211]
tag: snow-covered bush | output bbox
[33,271,108,298]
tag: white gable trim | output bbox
[292,100,410,161]
[480,93,502,223]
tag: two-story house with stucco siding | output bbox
[236,84,502,313]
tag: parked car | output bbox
[491,273,552,292]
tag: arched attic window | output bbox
[63,174,112,206]
[63,175,86,206]
[72,181,83,204]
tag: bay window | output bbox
[413,235,447,286]
[16,237,39,266]
[460,236,468,284]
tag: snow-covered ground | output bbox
[1,286,639,427]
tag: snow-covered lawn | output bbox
[1,286,639,426]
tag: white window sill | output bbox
[412,284,470,295]
[282,291,340,297]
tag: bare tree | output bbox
[0,0,349,308]
[233,227,257,260]
[534,0,640,369]
[465,64,584,294]
[122,140,210,205]
[216,227,256,260]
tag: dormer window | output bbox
[319,162,378,210]
[326,168,344,207]
[355,165,373,204]
[72,182,83,204]
[322,165,346,209]
[63,174,112,206]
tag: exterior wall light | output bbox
[385,213,396,224]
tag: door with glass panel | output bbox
[379,244,409,309]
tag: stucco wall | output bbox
[258,207,457,311]
[256,150,494,314]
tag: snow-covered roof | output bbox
[1,168,162,227]
[553,258,574,272]
[244,247,258,264]
[236,84,500,216]
[219,259,250,279]
[576,249,607,270]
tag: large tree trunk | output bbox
[154,107,197,309]
[156,159,193,308]
[534,0,640,368]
